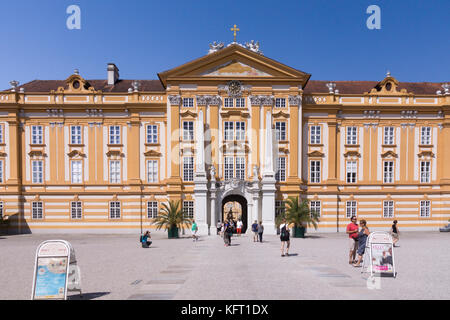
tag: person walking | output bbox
[346,216,359,264]
[216,221,222,236]
[353,219,370,267]
[391,220,400,247]
[257,221,264,243]
[251,220,258,242]
[236,219,243,236]
[223,220,233,247]
[279,219,290,256]
[191,220,199,242]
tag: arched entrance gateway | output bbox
[222,194,248,233]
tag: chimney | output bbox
[107,63,119,85]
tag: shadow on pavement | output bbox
[69,292,110,300]
[287,253,299,257]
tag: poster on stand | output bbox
[33,257,68,299]
[370,243,394,274]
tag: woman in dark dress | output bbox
[353,220,370,267]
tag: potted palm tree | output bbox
[284,196,320,238]
[152,200,193,239]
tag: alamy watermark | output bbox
[366,5,381,30]
[66,5,81,30]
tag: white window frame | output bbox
[224,98,234,108]
[183,201,194,219]
[146,125,158,144]
[420,161,431,183]
[276,157,286,182]
[421,127,431,145]
[71,160,83,184]
[383,200,394,218]
[224,156,234,180]
[383,161,394,183]
[32,201,43,219]
[346,201,357,218]
[0,125,3,144]
[310,125,321,144]
[235,157,245,180]
[31,125,43,145]
[310,201,321,218]
[183,121,194,141]
[384,126,395,145]
[346,161,357,183]
[276,122,286,141]
[275,98,286,108]
[183,157,194,182]
[109,126,121,145]
[275,200,285,218]
[71,125,82,145]
[224,121,234,141]
[420,200,430,217]
[235,122,245,141]
[109,160,121,184]
[0,160,3,183]
[147,160,158,183]
[110,201,121,219]
[32,160,43,184]
[147,201,158,219]
[71,201,82,219]
[346,126,357,145]
[310,160,321,183]
[235,98,245,108]
[182,97,194,108]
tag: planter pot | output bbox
[168,226,179,239]
[293,226,306,238]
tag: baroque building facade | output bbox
[0,43,449,234]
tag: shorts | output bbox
[253,231,258,237]
[237,228,242,233]
[391,232,399,239]
[349,238,358,250]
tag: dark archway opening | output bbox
[222,195,248,234]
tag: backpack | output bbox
[281,225,288,238]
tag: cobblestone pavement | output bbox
[0,231,448,300]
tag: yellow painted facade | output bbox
[0,44,449,234]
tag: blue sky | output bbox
[0,0,449,89]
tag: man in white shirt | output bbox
[236,219,243,236]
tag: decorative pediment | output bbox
[308,150,325,158]
[381,150,398,158]
[180,110,198,118]
[368,72,409,95]
[220,142,250,154]
[418,151,435,158]
[144,150,162,157]
[67,150,86,158]
[56,72,96,93]
[28,150,47,158]
[279,147,290,154]
[272,110,290,118]
[0,152,7,157]
[343,151,361,158]
[220,110,250,118]
[106,150,124,157]
[200,60,271,77]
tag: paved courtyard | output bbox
[0,231,448,300]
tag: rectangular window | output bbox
[71,126,82,144]
[276,157,286,182]
[147,201,158,219]
[183,201,194,219]
[235,98,245,108]
[0,160,3,183]
[420,161,431,183]
[31,125,43,144]
[183,157,194,182]
[235,157,245,180]
[71,201,82,219]
[275,200,285,218]
[224,98,234,108]
[146,125,158,144]
[235,122,245,141]
[32,160,43,184]
[32,201,43,219]
[346,201,357,218]
[421,127,431,145]
[346,161,357,183]
[310,125,321,144]
[183,121,194,141]
[383,200,394,218]
[224,121,234,141]
[182,98,194,108]
[147,160,158,183]
[383,161,394,183]
[275,98,286,108]
[109,126,121,144]
[310,160,321,183]
[0,201,3,219]
[420,200,430,217]
[310,201,321,218]
[276,122,286,141]
[384,127,395,145]
[110,201,121,219]
[71,160,82,184]
[224,156,234,180]
[346,126,357,145]
[0,125,3,144]
[109,160,121,183]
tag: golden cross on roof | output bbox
[230,24,240,42]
